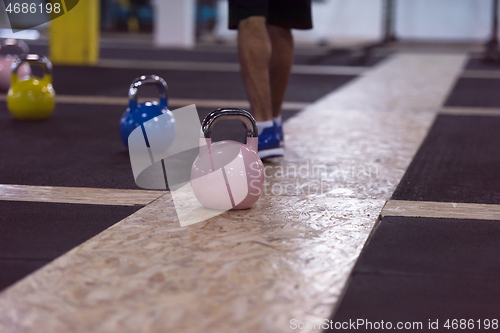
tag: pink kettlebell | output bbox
[0,39,31,92]
[191,108,265,210]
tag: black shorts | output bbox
[228,0,313,30]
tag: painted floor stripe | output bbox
[440,107,500,117]
[0,184,164,206]
[382,200,500,221]
[97,59,369,76]
[0,95,310,111]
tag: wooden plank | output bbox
[0,184,164,206]
[382,200,500,221]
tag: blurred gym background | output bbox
[0,0,497,48]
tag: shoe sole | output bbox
[258,147,284,160]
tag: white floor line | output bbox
[311,53,467,110]
[97,58,369,76]
[382,200,500,221]
[0,52,467,333]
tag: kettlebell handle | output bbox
[201,108,258,139]
[0,39,29,57]
[128,75,168,102]
[11,54,52,76]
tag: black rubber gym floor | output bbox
[445,56,500,108]
[391,114,500,204]
[0,201,140,291]
[465,56,500,70]
[444,78,500,108]
[0,103,136,189]
[0,104,299,189]
[329,216,500,331]
[49,66,356,102]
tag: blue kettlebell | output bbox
[120,75,175,147]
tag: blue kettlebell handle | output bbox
[201,108,258,139]
[128,75,168,112]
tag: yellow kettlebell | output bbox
[7,54,56,121]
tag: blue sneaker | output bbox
[274,117,284,148]
[258,124,284,159]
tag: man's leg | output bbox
[237,16,273,122]
[267,24,294,119]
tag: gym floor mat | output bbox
[0,103,277,189]
[329,216,500,328]
[0,103,138,189]
[0,201,140,291]
[354,216,500,277]
[0,259,50,293]
[444,77,500,108]
[0,103,301,189]
[391,114,500,204]
[49,66,356,102]
[330,274,500,328]
[465,57,500,71]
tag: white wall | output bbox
[396,0,491,41]
[154,0,196,48]
[215,0,494,44]
[293,0,384,43]
[215,0,383,43]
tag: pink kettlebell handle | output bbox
[200,108,259,152]
[0,39,29,58]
